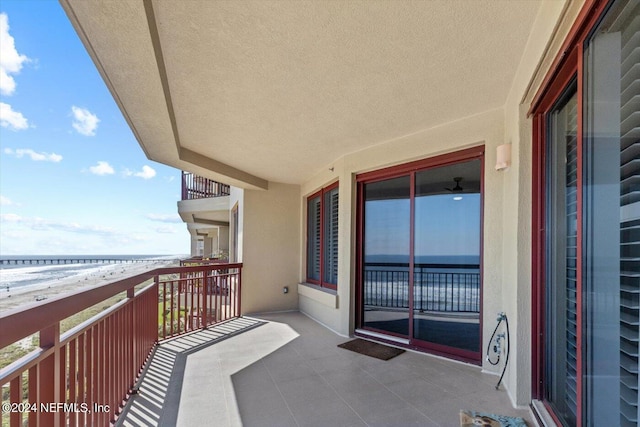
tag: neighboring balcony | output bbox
[178,172,232,258]
[181,171,230,201]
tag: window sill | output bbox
[298,283,338,308]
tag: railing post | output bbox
[202,269,208,327]
[237,267,242,316]
[39,322,61,427]
[128,285,135,394]
[181,171,187,200]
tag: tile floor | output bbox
[118,312,534,427]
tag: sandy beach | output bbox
[0,259,178,312]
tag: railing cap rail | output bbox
[0,263,242,348]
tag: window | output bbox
[532,1,640,425]
[306,183,339,289]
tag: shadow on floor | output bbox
[116,318,265,426]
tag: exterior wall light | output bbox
[495,143,512,171]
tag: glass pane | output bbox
[546,86,578,426]
[323,187,339,285]
[363,175,411,337]
[307,195,321,281]
[413,160,481,353]
[584,1,639,425]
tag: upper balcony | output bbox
[178,173,231,232]
[181,172,230,201]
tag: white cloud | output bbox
[0,213,117,236]
[155,225,177,234]
[89,161,114,176]
[4,147,62,162]
[71,106,99,136]
[0,102,29,130]
[0,195,20,206]
[146,213,181,223]
[124,165,157,180]
[136,165,156,179]
[1,213,22,222]
[0,13,30,96]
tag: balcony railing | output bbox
[181,171,230,200]
[364,262,480,313]
[0,263,241,426]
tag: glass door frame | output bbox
[530,1,611,425]
[355,145,485,363]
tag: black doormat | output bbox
[338,339,405,360]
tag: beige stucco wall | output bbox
[231,183,301,314]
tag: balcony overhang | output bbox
[178,197,230,241]
[178,196,230,221]
[61,0,542,187]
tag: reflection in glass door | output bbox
[413,160,481,354]
[362,176,411,337]
[359,150,483,361]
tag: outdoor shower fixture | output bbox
[495,144,512,171]
[487,312,510,390]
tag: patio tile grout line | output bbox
[217,355,234,427]
[357,358,443,426]
[261,357,302,427]
[299,348,373,427]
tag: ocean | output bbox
[363,254,481,313]
[0,255,182,293]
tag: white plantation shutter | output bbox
[565,96,578,421]
[307,185,339,287]
[307,196,321,281]
[619,4,640,425]
[323,187,339,285]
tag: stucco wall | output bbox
[233,183,301,314]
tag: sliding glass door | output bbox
[533,1,639,424]
[362,176,411,337]
[359,148,483,362]
[413,161,481,353]
[545,85,579,426]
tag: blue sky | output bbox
[0,1,189,255]
[365,194,480,257]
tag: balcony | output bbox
[0,263,241,427]
[181,172,230,201]
[0,262,532,426]
[178,173,232,257]
[117,312,532,426]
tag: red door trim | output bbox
[355,145,485,364]
[529,0,611,423]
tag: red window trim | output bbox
[355,145,485,364]
[306,181,339,290]
[530,1,611,425]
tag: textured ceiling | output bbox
[62,0,542,188]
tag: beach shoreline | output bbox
[0,259,177,312]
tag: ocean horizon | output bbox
[0,254,185,292]
[365,254,480,266]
